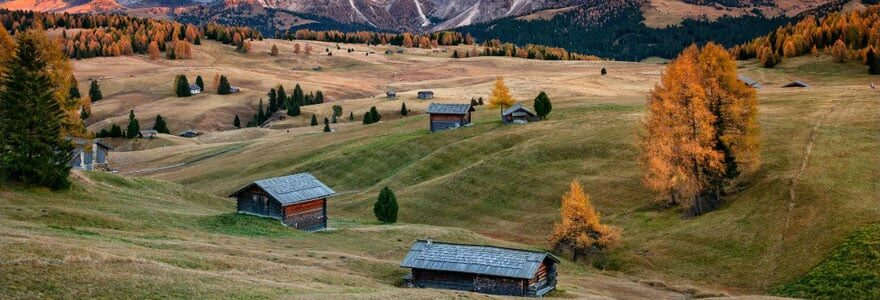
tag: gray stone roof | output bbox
[782,80,810,88]
[426,103,472,115]
[502,104,537,117]
[229,172,335,206]
[400,240,559,279]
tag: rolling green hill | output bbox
[137,56,880,294]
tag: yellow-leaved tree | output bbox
[641,43,760,216]
[550,181,621,262]
[488,76,515,115]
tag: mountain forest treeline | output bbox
[0,9,261,60]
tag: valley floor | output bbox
[2,39,879,298]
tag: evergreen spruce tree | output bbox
[349,112,354,121]
[400,102,408,116]
[80,107,89,120]
[109,124,122,138]
[331,115,338,123]
[310,114,318,126]
[373,187,398,223]
[267,88,278,112]
[89,79,102,102]
[287,102,301,116]
[153,115,169,134]
[98,128,109,138]
[323,117,329,126]
[323,123,331,132]
[533,91,552,120]
[233,114,241,128]
[867,48,880,75]
[126,110,139,139]
[315,90,324,104]
[276,85,288,108]
[0,31,74,189]
[174,74,192,97]
[195,75,204,91]
[292,84,304,106]
[69,77,81,99]
[601,67,607,75]
[332,105,343,117]
[363,112,373,125]
[217,75,231,95]
[369,106,381,123]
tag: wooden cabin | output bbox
[401,240,559,297]
[138,130,158,139]
[70,138,111,171]
[228,173,335,231]
[178,129,199,138]
[418,91,434,100]
[502,104,540,124]
[189,84,202,95]
[782,80,810,88]
[426,103,474,133]
[737,75,762,89]
[386,91,397,99]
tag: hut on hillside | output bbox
[386,91,397,99]
[426,103,474,133]
[737,75,762,89]
[189,84,202,95]
[228,173,335,231]
[418,91,434,100]
[178,129,200,138]
[782,81,810,88]
[502,104,539,124]
[138,130,158,139]
[400,240,559,297]
[70,138,112,171]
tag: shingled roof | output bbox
[502,104,537,117]
[400,240,559,279]
[426,103,473,115]
[229,173,335,206]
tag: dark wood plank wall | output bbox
[282,198,326,230]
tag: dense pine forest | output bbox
[456,4,796,61]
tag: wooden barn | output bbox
[426,103,474,132]
[386,91,397,99]
[502,104,540,124]
[138,130,158,139]
[70,138,111,171]
[418,91,434,99]
[228,173,335,231]
[400,240,559,297]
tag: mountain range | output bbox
[0,0,844,31]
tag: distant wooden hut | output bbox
[501,104,539,124]
[782,81,810,88]
[418,91,434,100]
[400,240,559,297]
[178,129,199,138]
[386,91,397,99]
[138,130,158,139]
[228,173,335,231]
[426,103,474,132]
[70,138,111,171]
[189,84,202,95]
[737,75,762,89]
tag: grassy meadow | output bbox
[2,38,878,298]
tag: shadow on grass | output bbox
[196,213,304,238]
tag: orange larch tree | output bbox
[550,181,621,261]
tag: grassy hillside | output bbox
[0,172,693,298]
[118,55,880,294]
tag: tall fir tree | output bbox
[867,47,880,75]
[533,91,552,119]
[109,124,123,138]
[315,90,324,104]
[195,75,204,90]
[267,88,278,112]
[233,114,241,128]
[310,114,318,126]
[174,75,191,97]
[0,30,74,189]
[69,76,81,99]
[292,83,304,106]
[369,106,381,123]
[287,101,301,116]
[217,75,231,95]
[153,115,169,134]
[276,85,288,109]
[400,102,408,116]
[126,110,140,139]
[349,112,354,121]
[89,79,102,102]
[373,187,398,223]
[256,98,265,125]
[362,111,373,125]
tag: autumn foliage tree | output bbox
[550,181,621,261]
[642,44,760,216]
[831,39,848,63]
[488,76,515,115]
